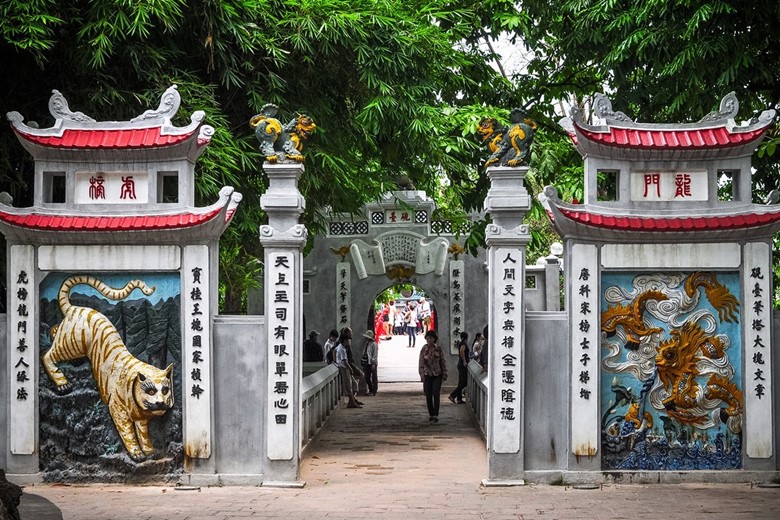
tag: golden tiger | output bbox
[42,275,174,462]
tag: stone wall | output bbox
[210,315,266,482]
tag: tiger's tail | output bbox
[57,275,156,314]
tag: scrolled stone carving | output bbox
[130,85,181,123]
[260,225,274,237]
[698,91,739,123]
[593,93,633,123]
[48,90,96,123]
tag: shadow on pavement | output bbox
[19,492,63,520]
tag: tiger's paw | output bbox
[128,451,146,463]
[54,383,73,395]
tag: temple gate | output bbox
[0,87,241,482]
[541,92,779,476]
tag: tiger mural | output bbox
[42,275,174,462]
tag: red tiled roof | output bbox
[557,208,780,231]
[0,207,223,231]
[573,124,767,150]
[13,127,197,149]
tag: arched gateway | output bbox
[3,89,780,488]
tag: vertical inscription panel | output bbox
[335,262,351,330]
[182,245,211,458]
[489,247,524,454]
[571,243,599,457]
[449,260,465,355]
[10,245,36,455]
[744,242,773,458]
[267,251,296,460]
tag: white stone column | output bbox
[181,245,212,462]
[483,166,530,485]
[569,244,599,461]
[743,241,773,459]
[8,245,36,457]
[260,162,307,485]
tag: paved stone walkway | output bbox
[18,382,780,519]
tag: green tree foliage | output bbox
[4,1,780,309]
[0,0,524,311]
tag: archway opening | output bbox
[364,284,437,383]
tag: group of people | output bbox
[306,320,489,422]
[376,298,434,348]
[320,327,379,408]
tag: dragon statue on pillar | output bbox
[250,103,316,163]
[478,108,537,168]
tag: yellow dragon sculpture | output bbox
[601,290,668,350]
[655,321,742,426]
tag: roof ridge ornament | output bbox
[698,91,739,124]
[593,93,633,124]
[130,85,182,124]
[48,89,96,123]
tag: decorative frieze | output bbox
[630,171,707,201]
[74,171,149,204]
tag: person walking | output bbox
[405,303,418,348]
[419,330,447,422]
[335,332,361,408]
[448,332,469,404]
[361,330,379,396]
[393,305,405,335]
[419,297,432,333]
[470,332,484,361]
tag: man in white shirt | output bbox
[419,297,432,332]
[335,332,361,408]
[323,329,339,362]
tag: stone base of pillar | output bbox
[262,480,306,489]
[481,478,525,487]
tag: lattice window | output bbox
[329,222,344,235]
[371,211,384,225]
[415,210,428,223]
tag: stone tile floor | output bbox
[19,381,780,520]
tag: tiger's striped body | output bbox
[42,275,174,462]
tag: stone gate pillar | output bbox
[260,162,307,484]
[483,165,531,484]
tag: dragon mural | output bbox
[600,272,743,470]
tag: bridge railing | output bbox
[300,364,340,452]
[466,360,488,437]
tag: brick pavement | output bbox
[18,382,780,520]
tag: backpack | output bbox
[326,345,335,364]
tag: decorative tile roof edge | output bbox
[6,85,213,145]
[0,186,241,231]
[538,185,780,233]
[564,92,776,133]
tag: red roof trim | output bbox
[13,127,197,149]
[574,124,767,150]
[0,207,223,231]
[558,208,780,231]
